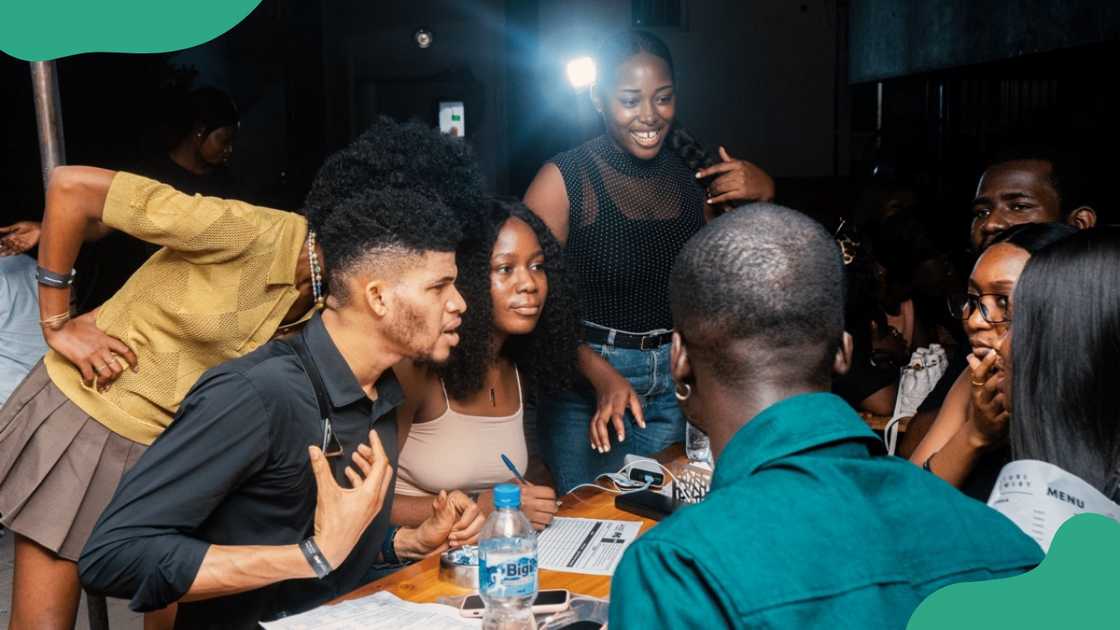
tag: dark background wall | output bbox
[3,0,1119,236]
[319,0,511,193]
[848,0,1120,248]
[3,0,847,223]
[850,0,1120,82]
[312,0,845,196]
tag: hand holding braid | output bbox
[668,127,775,215]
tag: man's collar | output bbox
[712,393,883,489]
[302,313,404,410]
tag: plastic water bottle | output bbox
[685,421,712,466]
[478,484,538,629]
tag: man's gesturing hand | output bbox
[445,491,485,548]
[310,429,393,569]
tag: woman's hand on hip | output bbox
[44,310,137,390]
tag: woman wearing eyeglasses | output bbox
[909,222,1075,499]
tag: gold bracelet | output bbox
[39,311,71,330]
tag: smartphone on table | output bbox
[458,589,571,618]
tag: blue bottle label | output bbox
[479,552,538,598]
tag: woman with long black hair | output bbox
[523,30,774,492]
[1001,227,1120,498]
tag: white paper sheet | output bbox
[259,590,481,630]
[987,459,1120,552]
[536,516,642,576]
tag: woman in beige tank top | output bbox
[392,197,582,531]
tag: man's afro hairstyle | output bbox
[317,186,463,302]
[302,116,484,234]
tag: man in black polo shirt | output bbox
[79,183,478,628]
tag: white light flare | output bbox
[566,56,596,89]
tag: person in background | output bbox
[832,222,901,416]
[0,255,48,405]
[909,222,1076,499]
[0,118,483,630]
[1001,227,1120,501]
[866,211,965,457]
[142,86,240,199]
[609,203,1042,628]
[0,88,244,313]
[970,149,1096,251]
[80,86,243,312]
[898,151,1097,456]
[80,184,477,629]
[871,210,965,352]
[523,30,774,492]
[392,197,580,531]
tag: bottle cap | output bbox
[493,483,521,509]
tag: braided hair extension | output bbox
[666,125,718,173]
[595,30,717,174]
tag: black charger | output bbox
[615,489,675,521]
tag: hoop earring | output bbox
[674,383,692,401]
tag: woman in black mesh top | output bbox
[523,30,774,492]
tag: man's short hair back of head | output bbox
[670,203,845,386]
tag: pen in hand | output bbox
[500,453,563,508]
[501,453,528,484]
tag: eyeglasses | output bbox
[947,292,1011,324]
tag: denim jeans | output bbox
[539,341,686,494]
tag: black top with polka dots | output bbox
[550,134,707,333]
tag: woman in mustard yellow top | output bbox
[0,119,483,629]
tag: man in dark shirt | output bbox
[79,185,478,628]
[610,204,1043,628]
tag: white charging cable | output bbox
[618,458,680,487]
[564,459,680,496]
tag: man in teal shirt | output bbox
[610,204,1042,628]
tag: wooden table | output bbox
[338,447,683,604]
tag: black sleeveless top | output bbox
[550,135,706,332]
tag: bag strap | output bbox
[278,334,331,426]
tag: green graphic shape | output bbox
[908,513,1120,629]
[0,0,262,61]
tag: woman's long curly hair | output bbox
[435,197,581,400]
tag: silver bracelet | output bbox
[35,266,76,289]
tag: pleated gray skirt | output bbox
[0,361,146,561]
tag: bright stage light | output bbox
[566,56,596,89]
